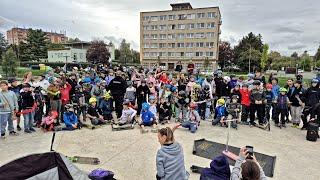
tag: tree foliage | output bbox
[234,32,264,71]
[117,39,140,64]
[260,44,269,71]
[86,40,110,64]
[314,46,320,62]
[218,41,234,69]
[2,47,18,77]
[25,29,48,61]
[47,42,65,50]
[0,33,8,62]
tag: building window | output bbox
[159,15,167,21]
[159,52,167,57]
[143,25,150,30]
[186,33,194,38]
[207,32,214,38]
[196,42,204,47]
[168,43,175,48]
[143,16,150,21]
[206,52,214,56]
[180,52,185,57]
[177,43,184,48]
[177,33,185,39]
[151,25,158,30]
[186,43,194,48]
[187,23,195,29]
[197,23,205,29]
[197,13,205,19]
[195,33,205,38]
[177,24,185,29]
[150,43,158,48]
[186,14,196,19]
[144,52,150,57]
[186,52,194,57]
[144,43,150,48]
[150,16,158,21]
[206,42,214,48]
[167,34,175,39]
[150,52,158,57]
[168,52,175,57]
[159,43,166,48]
[159,34,166,39]
[195,63,202,69]
[159,25,167,30]
[143,34,150,39]
[207,22,215,28]
[196,52,204,57]
[168,15,175,20]
[208,12,216,18]
[151,34,157,39]
[168,24,176,30]
[178,14,186,20]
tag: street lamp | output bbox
[248,44,252,74]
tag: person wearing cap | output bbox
[86,97,105,125]
[63,104,79,130]
[0,81,19,138]
[136,79,150,116]
[8,78,23,131]
[239,84,251,125]
[99,91,113,122]
[118,99,137,125]
[200,155,231,180]
[20,83,36,133]
[301,78,320,130]
[108,70,127,118]
[275,88,290,128]
[287,80,305,128]
[249,80,266,126]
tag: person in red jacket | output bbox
[60,82,72,122]
[159,71,170,84]
[239,83,251,125]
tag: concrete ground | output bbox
[0,120,319,180]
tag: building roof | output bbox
[140,5,220,15]
[62,41,91,45]
[170,3,193,10]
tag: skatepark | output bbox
[0,121,319,180]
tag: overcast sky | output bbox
[1,0,319,55]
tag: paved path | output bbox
[0,121,319,180]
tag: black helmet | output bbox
[204,85,210,91]
[178,91,186,98]
[253,80,261,85]
[206,76,213,82]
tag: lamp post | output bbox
[248,44,252,74]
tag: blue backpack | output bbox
[89,169,115,180]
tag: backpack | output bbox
[306,122,319,142]
[89,169,115,180]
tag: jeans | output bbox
[0,113,11,134]
[212,116,222,125]
[181,121,197,133]
[291,106,302,124]
[23,111,35,131]
[7,113,14,132]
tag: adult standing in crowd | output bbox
[108,70,127,118]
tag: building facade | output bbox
[47,48,87,63]
[6,27,68,45]
[140,3,221,70]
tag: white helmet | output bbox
[223,76,231,82]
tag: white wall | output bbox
[48,48,87,63]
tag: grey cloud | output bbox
[274,26,303,34]
[288,43,307,50]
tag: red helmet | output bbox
[266,83,272,89]
[50,111,59,118]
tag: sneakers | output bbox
[9,131,19,136]
[17,125,21,131]
[141,129,149,134]
[24,130,32,133]
[30,128,36,132]
[291,124,299,128]
[1,133,5,139]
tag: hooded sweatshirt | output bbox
[156,142,188,180]
[200,155,231,180]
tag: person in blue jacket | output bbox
[200,155,231,180]
[139,102,158,133]
[212,98,227,126]
[63,104,79,130]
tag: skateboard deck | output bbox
[68,156,100,165]
[111,123,134,131]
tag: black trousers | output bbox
[302,106,312,127]
[275,108,288,124]
[137,98,146,116]
[241,105,250,122]
[250,104,264,124]
[113,95,124,118]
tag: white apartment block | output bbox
[140,3,221,70]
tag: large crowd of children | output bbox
[0,64,319,138]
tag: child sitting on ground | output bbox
[63,104,79,130]
[227,95,241,129]
[213,98,227,126]
[158,98,172,124]
[118,99,137,125]
[41,111,58,132]
[139,103,158,133]
[86,97,106,125]
[99,91,113,122]
[149,95,158,120]
[175,102,200,133]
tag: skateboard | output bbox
[111,123,135,131]
[68,156,100,165]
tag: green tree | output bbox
[119,39,131,63]
[131,49,140,64]
[47,42,65,50]
[234,32,264,71]
[24,29,48,61]
[86,40,110,64]
[203,57,211,70]
[67,37,81,43]
[0,33,8,62]
[115,49,120,60]
[260,44,269,71]
[268,51,281,69]
[2,47,19,77]
[314,45,320,63]
[218,41,234,70]
[300,51,312,71]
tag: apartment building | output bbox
[140,3,221,70]
[6,27,68,45]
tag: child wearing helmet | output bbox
[118,99,137,125]
[86,97,106,126]
[63,104,79,130]
[99,90,113,122]
[301,78,320,130]
[212,98,227,126]
[175,102,200,133]
[264,83,274,123]
[139,102,158,133]
[275,88,290,128]
[158,97,172,124]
